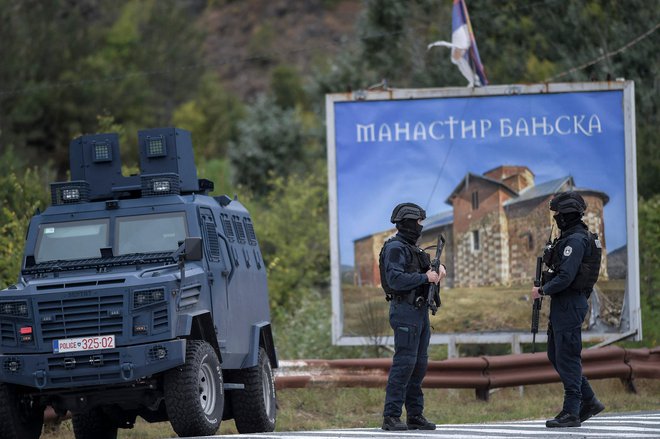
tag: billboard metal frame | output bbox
[326,81,640,347]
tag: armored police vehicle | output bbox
[0,128,277,439]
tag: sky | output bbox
[331,89,629,267]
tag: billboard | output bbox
[326,82,640,346]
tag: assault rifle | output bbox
[531,256,543,353]
[427,235,446,316]
[531,225,554,353]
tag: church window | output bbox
[471,230,480,251]
[471,191,479,210]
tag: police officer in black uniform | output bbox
[532,191,605,428]
[380,202,446,431]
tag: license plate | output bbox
[53,335,115,354]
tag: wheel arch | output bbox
[243,322,277,369]
[178,311,222,363]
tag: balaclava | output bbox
[396,218,423,244]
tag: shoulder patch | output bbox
[563,246,573,257]
[594,239,602,249]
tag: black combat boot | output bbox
[382,416,407,431]
[407,414,436,430]
[580,397,605,422]
[546,410,581,428]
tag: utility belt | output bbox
[392,291,416,305]
[392,290,427,308]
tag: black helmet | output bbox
[550,191,587,214]
[390,202,426,223]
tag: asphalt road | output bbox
[179,411,660,438]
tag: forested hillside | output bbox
[0,0,658,356]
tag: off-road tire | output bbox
[164,340,224,437]
[231,347,277,433]
[72,407,118,439]
[0,382,44,439]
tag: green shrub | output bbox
[0,151,51,288]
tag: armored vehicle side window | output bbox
[116,212,187,255]
[200,209,222,263]
[35,219,109,263]
[243,217,257,246]
[232,215,246,244]
[220,213,235,242]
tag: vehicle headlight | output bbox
[62,188,80,201]
[153,180,170,193]
[140,173,180,197]
[0,301,29,317]
[133,288,165,308]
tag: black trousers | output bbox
[383,300,430,418]
[547,292,595,415]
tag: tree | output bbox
[0,150,50,288]
[172,73,246,161]
[638,196,660,307]
[229,95,307,196]
[636,195,660,346]
[361,0,407,76]
[271,64,308,110]
[244,164,330,317]
[0,0,207,173]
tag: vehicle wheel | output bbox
[231,347,277,433]
[72,407,118,439]
[164,340,224,437]
[0,382,43,439]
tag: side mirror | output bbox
[174,237,203,284]
[183,237,203,261]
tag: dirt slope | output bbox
[202,0,362,99]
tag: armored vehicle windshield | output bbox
[34,212,188,264]
[35,219,109,263]
[115,212,187,255]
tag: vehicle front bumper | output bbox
[0,339,185,389]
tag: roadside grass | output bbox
[41,378,660,438]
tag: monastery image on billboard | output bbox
[354,166,610,289]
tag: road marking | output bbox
[192,411,660,438]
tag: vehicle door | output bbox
[199,208,230,341]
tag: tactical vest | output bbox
[545,229,602,296]
[378,236,431,299]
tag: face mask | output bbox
[554,212,581,230]
[553,213,566,229]
[397,219,423,243]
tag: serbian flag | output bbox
[428,0,488,87]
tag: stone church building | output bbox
[353,165,609,288]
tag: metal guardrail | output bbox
[275,346,660,401]
[42,346,660,422]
